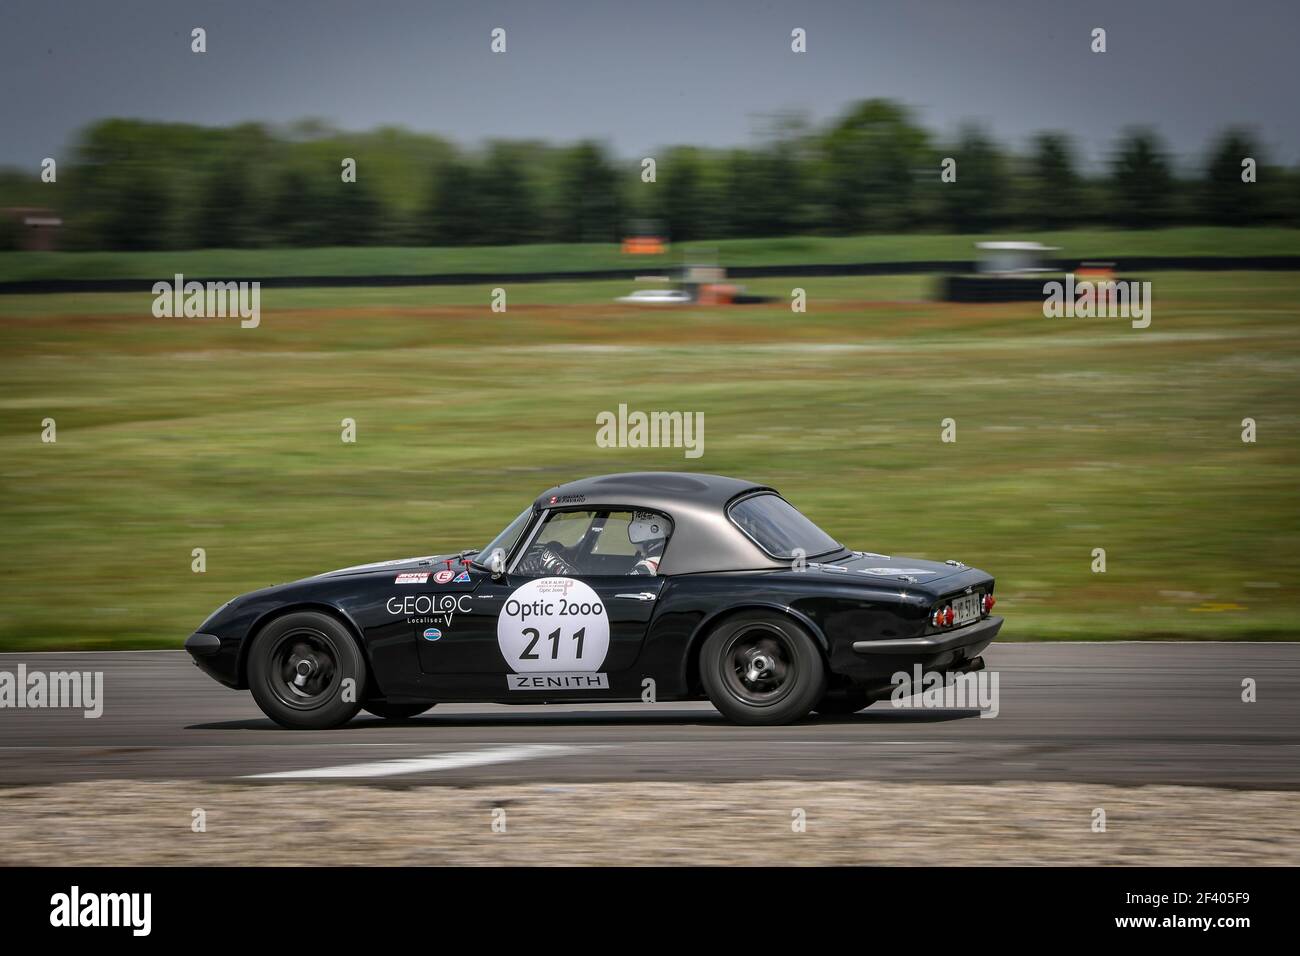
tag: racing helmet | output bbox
[627,511,667,546]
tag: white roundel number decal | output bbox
[497,577,609,672]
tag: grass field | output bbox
[3,227,1300,282]
[1,271,1297,649]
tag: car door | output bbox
[415,509,668,693]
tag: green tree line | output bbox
[1,100,1297,251]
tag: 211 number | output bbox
[519,627,586,660]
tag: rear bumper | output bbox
[837,616,1002,693]
[852,615,1002,657]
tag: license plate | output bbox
[952,593,981,626]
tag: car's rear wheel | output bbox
[700,611,827,725]
[362,701,435,721]
[813,688,873,715]
[248,611,366,730]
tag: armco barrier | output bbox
[1,255,1297,295]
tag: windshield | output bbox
[472,507,533,568]
[727,493,841,560]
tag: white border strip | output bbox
[243,743,595,780]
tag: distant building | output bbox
[1,207,63,251]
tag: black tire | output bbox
[248,611,367,730]
[813,689,873,716]
[362,701,435,721]
[700,611,827,725]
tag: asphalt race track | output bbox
[1,644,1297,789]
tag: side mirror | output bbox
[489,549,506,579]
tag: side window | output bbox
[536,510,595,548]
[590,513,636,556]
[515,511,597,577]
[515,509,672,577]
[591,511,672,576]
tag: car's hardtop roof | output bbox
[530,473,785,572]
[529,473,842,575]
[533,472,773,513]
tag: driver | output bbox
[530,542,576,576]
[627,512,667,575]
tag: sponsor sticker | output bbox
[422,627,442,641]
[507,672,609,691]
[388,593,472,627]
[453,570,471,583]
[497,577,610,673]
[433,569,455,584]
[395,572,429,584]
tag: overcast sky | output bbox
[2,0,1297,169]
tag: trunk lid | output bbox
[810,551,971,586]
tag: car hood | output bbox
[312,552,470,579]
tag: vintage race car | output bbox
[185,472,1001,727]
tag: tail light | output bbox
[933,593,994,629]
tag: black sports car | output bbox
[185,472,1001,727]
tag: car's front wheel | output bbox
[700,611,827,725]
[248,611,367,729]
[362,701,435,721]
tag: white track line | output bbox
[242,743,596,780]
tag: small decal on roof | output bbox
[395,572,429,584]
